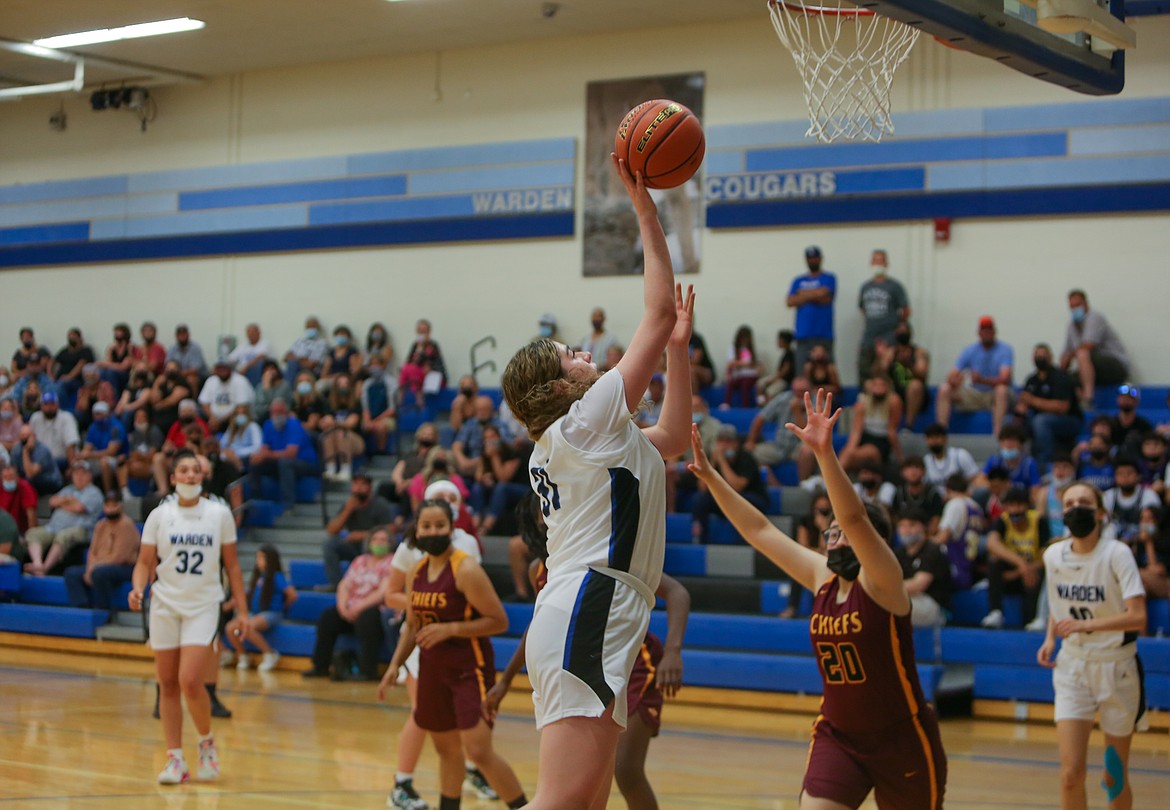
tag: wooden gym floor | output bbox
[1,646,1168,809]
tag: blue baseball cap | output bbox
[41,391,58,404]
[805,245,822,258]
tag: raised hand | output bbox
[610,152,657,218]
[785,389,841,455]
[668,284,696,350]
[685,423,715,482]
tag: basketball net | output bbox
[768,0,920,143]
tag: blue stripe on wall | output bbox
[929,154,1170,192]
[0,176,128,206]
[90,207,308,240]
[408,163,575,194]
[0,193,176,229]
[0,213,574,269]
[983,97,1170,133]
[1068,124,1170,156]
[0,222,90,247]
[309,195,473,225]
[179,175,408,211]
[706,167,925,201]
[348,139,576,175]
[126,157,349,194]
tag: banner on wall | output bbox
[583,73,704,277]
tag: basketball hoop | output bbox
[768,0,920,143]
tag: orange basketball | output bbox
[614,99,705,190]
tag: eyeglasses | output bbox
[822,529,844,544]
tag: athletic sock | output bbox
[166,747,184,760]
[439,796,461,810]
[197,732,213,745]
[205,683,218,700]
[463,760,475,771]
[395,772,414,785]
[507,796,528,808]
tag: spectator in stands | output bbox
[284,316,329,382]
[360,357,397,455]
[408,448,470,515]
[449,375,479,434]
[0,371,11,402]
[74,363,116,432]
[152,399,210,494]
[1036,451,1075,540]
[365,322,394,372]
[320,373,365,481]
[532,312,563,345]
[878,321,930,429]
[166,323,208,384]
[1137,506,1169,599]
[303,525,396,681]
[666,395,724,513]
[895,507,952,627]
[226,544,297,672]
[635,373,666,428]
[792,344,841,406]
[0,465,37,537]
[11,352,55,405]
[692,424,769,542]
[322,325,362,383]
[119,409,163,495]
[96,323,134,394]
[11,327,52,383]
[687,324,715,391]
[114,365,154,431]
[723,325,762,408]
[787,245,836,373]
[0,397,22,453]
[219,403,262,468]
[226,323,270,387]
[983,466,1012,525]
[1111,383,1152,454]
[252,360,291,424]
[12,424,62,495]
[1060,289,1129,407]
[1139,432,1167,498]
[198,357,255,433]
[472,424,533,537]
[249,398,318,508]
[1104,457,1160,545]
[857,249,910,383]
[422,477,477,544]
[134,321,167,376]
[62,489,139,612]
[78,402,124,492]
[839,374,903,472]
[757,329,796,405]
[853,460,896,508]
[893,456,944,535]
[53,328,95,404]
[453,395,508,478]
[935,473,984,590]
[606,343,625,376]
[936,315,1013,437]
[380,422,438,520]
[398,318,445,407]
[1076,432,1116,492]
[975,425,1042,496]
[15,377,42,421]
[580,307,620,372]
[0,510,17,562]
[23,461,103,576]
[782,490,832,618]
[981,486,1048,629]
[149,360,191,434]
[746,390,814,482]
[28,391,78,472]
[1013,342,1082,468]
[290,371,325,434]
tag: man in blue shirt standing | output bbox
[937,315,1014,437]
[786,245,836,375]
[249,399,318,507]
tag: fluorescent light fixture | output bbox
[33,17,205,49]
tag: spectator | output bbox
[421,478,478,546]
[11,327,52,383]
[382,422,439,519]
[757,329,796,405]
[198,435,244,520]
[787,245,836,373]
[936,315,1013,437]
[0,397,23,453]
[531,312,563,344]
[53,328,95,404]
[1060,289,1129,406]
[781,490,832,618]
[857,249,910,382]
[252,360,291,424]
[687,325,715,391]
[1076,432,1116,492]
[724,325,762,408]
[133,321,167,376]
[74,364,116,432]
[0,465,37,537]
[892,456,945,535]
[153,399,210,493]
[28,391,78,471]
[635,373,666,428]
[249,399,318,508]
[935,473,984,590]
[78,402,124,492]
[219,403,263,467]
[666,395,725,513]
[166,323,208,382]
[320,373,365,481]
[284,316,329,382]
[226,323,271,387]
[360,359,397,456]
[1013,343,1082,468]
[62,490,139,612]
[839,374,903,472]
[23,461,103,576]
[1111,384,1152,453]
[322,325,362,383]
[692,424,769,542]
[976,425,1042,496]
[853,460,896,508]
[453,395,507,478]
[149,360,191,434]
[472,424,533,537]
[746,390,816,482]
[0,370,11,402]
[225,544,297,672]
[1138,432,1167,497]
[407,448,470,516]
[15,377,42,421]
[11,352,55,405]
[981,486,1047,628]
[878,321,930,428]
[895,507,952,627]
[290,371,326,433]
[119,409,163,495]
[1037,451,1076,539]
[12,424,62,495]
[793,344,842,406]
[448,375,479,434]
[113,364,154,431]
[364,322,394,372]
[580,307,620,372]
[303,526,396,681]
[1103,457,1160,545]
[983,466,1012,525]
[96,323,134,394]
[0,509,17,562]
[1137,506,1169,599]
[398,319,445,406]
[198,357,254,433]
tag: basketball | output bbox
[614,99,705,190]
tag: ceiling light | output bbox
[33,17,205,49]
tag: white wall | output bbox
[1,16,1168,386]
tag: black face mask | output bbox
[927,443,946,456]
[895,332,911,346]
[826,547,861,581]
[1119,483,1137,496]
[1034,357,1051,371]
[860,478,880,490]
[1119,403,1136,414]
[870,392,887,403]
[415,534,451,556]
[460,387,474,397]
[180,415,194,424]
[21,340,33,349]
[1063,506,1098,538]
[417,439,436,450]
[104,510,122,520]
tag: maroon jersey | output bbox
[810,574,929,734]
[410,549,494,674]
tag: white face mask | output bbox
[175,482,203,500]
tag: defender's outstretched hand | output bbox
[668,284,695,350]
[686,423,715,483]
[785,389,841,455]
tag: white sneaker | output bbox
[336,462,352,482]
[258,651,281,672]
[1025,616,1047,632]
[197,737,220,781]
[236,655,250,670]
[388,781,429,809]
[464,767,498,800]
[157,753,189,785]
[980,609,1005,629]
[219,650,236,668]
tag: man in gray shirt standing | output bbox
[1060,288,1128,406]
[857,249,910,382]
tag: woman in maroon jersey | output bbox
[688,390,946,810]
[378,499,528,810]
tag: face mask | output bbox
[870,392,887,403]
[592,320,604,331]
[895,333,911,346]
[68,337,80,347]
[1063,506,1098,538]
[899,531,924,547]
[1141,522,1158,536]
[271,415,288,430]
[93,416,108,426]
[370,330,385,342]
[369,366,385,379]
[296,382,313,395]
[417,438,436,449]
[416,330,427,339]
[692,412,704,424]
[460,387,474,397]
[234,413,249,427]
[723,449,736,460]
[1051,475,1073,488]
[1090,449,1108,461]
[354,489,370,502]
[0,375,8,387]
[0,410,13,420]
[1119,403,1136,414]
[305,328,318,339]
[826,546,861,581]
[2,480,16,492]
[416,534,451,556]
[369,542,390,559]
[334,335,348,347]
[1000,448,1020,461]
[22,339,33,349]
[1034,357,1051,371]
[1071,306,1086,323]
[1119,483,1137,496]
[539,325,554,338]
[104,510,122,520]
[1009,511,1027,523]
[175,482,202,500]
[179,415,194,425]
[927,443,946,456]
[860,478,880,490]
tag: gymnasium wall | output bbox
[1,15,1168,386]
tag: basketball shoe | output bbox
[198,737,220,780]
[157,752,189,785]
[388,779,429,809]
[464,766,499,800]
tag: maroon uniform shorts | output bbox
[802,708,946,810]
[626,633,665,736]
[414,658,496,733]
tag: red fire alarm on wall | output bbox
[934,217,952,243]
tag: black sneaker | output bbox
[302,667,331,679]
[210,698,233,719]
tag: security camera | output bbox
[541,2,560,18]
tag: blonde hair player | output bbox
[128,447,247,785]
[1037,481,1148,810]
[500,154,694,810]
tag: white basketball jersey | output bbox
[1044,537,1144,657]
[529,369,666,606]
[143,496,236,614]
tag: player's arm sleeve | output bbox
[566,369,632,437]
[220,505,238,545]
[1112,544,1146,600]
[141,510,160,547]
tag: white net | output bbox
[768,0,921,143]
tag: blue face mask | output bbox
[1001,447,1020,461]
[334,335,348,347]
[692,412,704,423]
[1071,306,1086,323]
[296,381,313,395]
[305,328,318,339]
[539,325,554,338]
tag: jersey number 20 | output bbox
[175,550,204,575]
[815,641,866,684]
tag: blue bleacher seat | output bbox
[0,562,19,595]
[1149,598,1170,636]
[706,517,743,545]
[974,664,1054,702]
[289,560,348,589]
[948,410,994,434]
[717,408,757,434]
[126,477,152,497]
[665,513,692,543]
[398,406,436,434]
[0,604,109,638]
[256,475,321,504]
[503,602,534,637]
[949,589,988,626]
[288,591,335,623]
[664,544,706,576]
[19,576,69,606]
[245,500,284,528]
